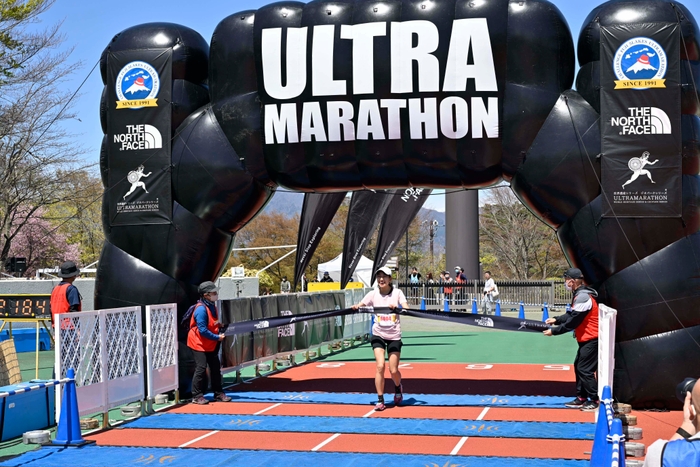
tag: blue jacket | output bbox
[662,437,700,466]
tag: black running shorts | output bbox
[371,336,402,354]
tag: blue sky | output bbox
[38,0,697,212]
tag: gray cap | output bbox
[198,281,219,295]
[563,268,584,280]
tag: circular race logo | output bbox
[115,61,160,109]
[613,37,667,90]
[628,157,643,172]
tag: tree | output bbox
[6,207,80,277]
[479,187,569,280]
[44,170,104,266]
[0,0,51,81]
[0,0,93,268]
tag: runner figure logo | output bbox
[123,165,152,200]
[622,151,659,189]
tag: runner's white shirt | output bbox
[361,287,406,341]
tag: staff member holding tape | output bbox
[352,266,408,411]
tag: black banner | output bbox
[341,190,394,287]
[294,192,346,289]
[275,294,295,353]
[601,23,681,217]
[222,305,549,337]
[373,188,432,274]
[220,298,253,368]
[107,49,173,225]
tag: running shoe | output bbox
[581,400,599,412]
[191,396,209,405]
[214,393,232,402]
[375,401,386,411]
[564,397,587,408]
[394,384,404,406]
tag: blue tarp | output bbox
[127,413,595,440]
[0,446,590,467]
[221,391,572,408]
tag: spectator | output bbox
[426,272,435,304]
[543,268,600,411]
[644,378,700,466]
[409,267,422,304]
[280,276,291,293]
[443,271,454,305]
[438,271,446,303]
[482,271,497,315]
[320,271,334,282]
[50,261,82,329]
[301,273,308,292]
[352,266,408,411]
[187,281,231,405]
[454,266,466,305]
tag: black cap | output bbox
[563,268,584,280]
[58,261,80,278]
[198,281,219,295]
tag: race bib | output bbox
[377,314,397,327]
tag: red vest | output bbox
[187,303,220,352]
[50,283,80,329]
[575,295,599,342]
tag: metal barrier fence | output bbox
[55,306,144,419]
[399,280,570,309]
[220,288,372,376]
[145,304,178,403]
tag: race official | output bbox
[543,268,600,412]
[187,281,231,405]
[50,261,82,328]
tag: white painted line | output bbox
[178,430,219,448]
[477,407,490,420]
[362,409,376,418]
[254,403,282,415]
[450,436,468,455]
[311,433,341,452]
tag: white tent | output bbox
[317,254,374,286]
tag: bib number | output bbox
[377,314,397,327]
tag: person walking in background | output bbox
[352,266,408,411]
[187,281,231,405]
[482,271,497,315]
[542,268,600,412]
[426,272,435,305]
[454,266,467,305]
[50,261,82,328]
[280,276,291,293]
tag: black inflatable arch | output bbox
[96,0,700,408]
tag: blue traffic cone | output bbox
[471,297,478,314]
[590,385,613,465]
[53,368,94,447]
[495,300,501,316]
[542,302,549,321]
[420,297,426,310]
[518,301,525,319]
[609,418,625,466]
[444,298,449,312]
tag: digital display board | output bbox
[0,295,51,318]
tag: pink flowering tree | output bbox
[6,207,80,277]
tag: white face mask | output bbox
[565,283,573,291]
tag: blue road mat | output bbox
[127,413,595,440]
[0,446,590,467]
[222,391,572,408]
